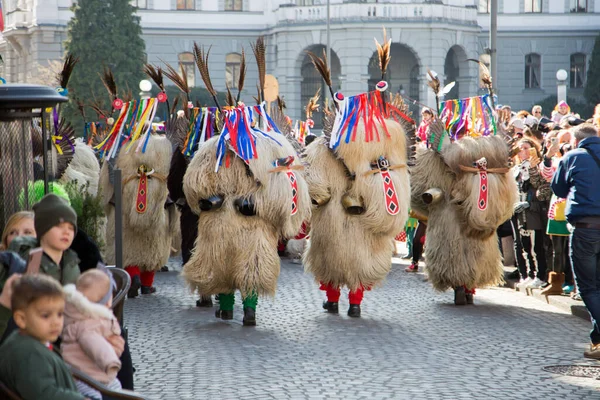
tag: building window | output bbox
[177,0,194,10]
[570,0,587,12]
[131,0,147,8]
[225,0,243,11]
[525,53,541,89]
[570,53,586,88]
[524,0,542,12]
[179,52,196,88]
[296,0,315,4]
[478,0,490,13]
[226,53,242,89]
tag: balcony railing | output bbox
[275,3,478,25]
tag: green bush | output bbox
[64,182,105,250]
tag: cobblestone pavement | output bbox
[124,257,600,399]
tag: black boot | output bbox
[243,307,256,326]
[127,275,141,299]
[454,286,467,305]
[322,301,339,314]
[215,309,233,320]
[466,293,474,305]
[196,296,213,308]
[141,286,156,295]
[347,304,361,318]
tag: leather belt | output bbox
[575,222,600,230]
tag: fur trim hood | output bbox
[63,284,115,322]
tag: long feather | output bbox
[236,48,247,104]
[143,64,165,91]
[76,98,87,121]
[163,62,190,96]
[58,54,79,89]
[467,58,494,107]
[251,36,266,101]
[467,58,493,91]
[374,28,391,81]
[226,85,235,107]
[100,66,118,100]
[192,43,216,96]
[192,42,221,110]
[306,49,337,109]
[277,96,286,113]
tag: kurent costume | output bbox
[181,40,311,326]
[98,93,175,297]
[143,63,216,307]
[302,37,413,318]
[410,70,517,304]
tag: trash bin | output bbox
[0,84,67,228]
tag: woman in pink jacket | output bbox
[61,269,122,400]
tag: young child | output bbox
[62,269,122,400]
[9,194,80,285]
[0,275,85,400]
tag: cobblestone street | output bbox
[124,258,600,399]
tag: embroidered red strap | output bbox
[287,171,298,215]
[136,171,148,214]
[381,170,400,216]
[476,158,488,211]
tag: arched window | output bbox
[226,53,242,89]
[178,52,195,88]
[570,53,586,88]
[525,53,541,89]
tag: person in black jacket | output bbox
[167,148,212,308]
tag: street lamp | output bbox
[556,69,568,104]
[139,79,152,100]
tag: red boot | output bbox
[348,286,364,318]
[320,282,340,314]
[125,266,141,298]
[140,270,156,295]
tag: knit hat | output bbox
[33,194,77,239]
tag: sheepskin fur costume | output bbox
[100,134,173,272]
[303,118,410,290]
[181,132,311,298]
[60,139,101,196]
[410,122,517,291]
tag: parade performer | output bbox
[144,63,215,307]
[181,39,310,326]
[302,33,413,318]
[98,68,174,297]
[410,65,517,305]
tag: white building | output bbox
[1,0,598,124]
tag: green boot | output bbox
[215,293,234,320]
[242,292,258,326]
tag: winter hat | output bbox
[33,194,77,239]
[558,101,569,108]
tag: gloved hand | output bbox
[0,251,26,276]
[513,201,530,214]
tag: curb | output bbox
[503,270,589,321]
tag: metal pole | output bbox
[41,112,49,195]
[326,0,331,70]
[114,168,123,270]
[490,0,498,89]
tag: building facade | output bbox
[0,0,598,122]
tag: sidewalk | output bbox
[503,267,589,321]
